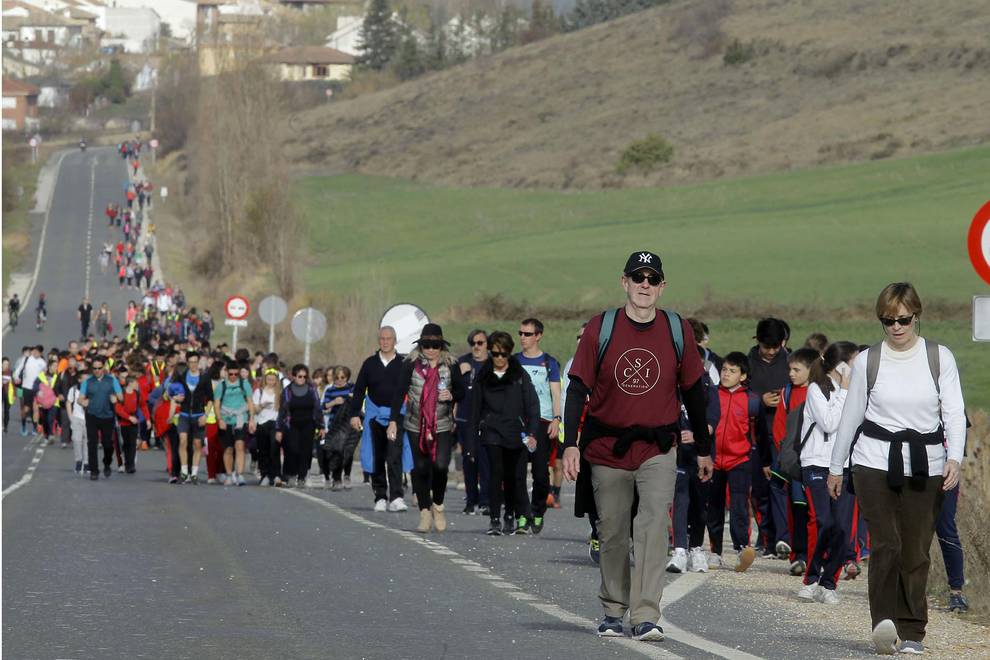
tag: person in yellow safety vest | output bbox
[33,363,59,445]
[3,357,14,434]
[127,320,138,345]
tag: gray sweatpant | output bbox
[71,417,87,465]
[591,451,677,625]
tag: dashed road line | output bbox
[2,438,46,500]
[281,488,757,660]
[84,158,97,299]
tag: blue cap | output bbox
[167,382,185,399]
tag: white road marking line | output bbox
[280,489,748,659]
[2,442,46,499]
[84,160,96,299]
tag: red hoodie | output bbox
[772,383,809,449]
[115,389,149,426]
[714,384,767,472]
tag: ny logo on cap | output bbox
[638,252,653,264]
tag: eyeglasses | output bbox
[294,373,308,380]
[471,340,487,347]
[628,271,663,286]
[575,335,582,341]
[518,331,537,337]
[880,315,914,327]
[419,340,443,350]
[490,351,510,358]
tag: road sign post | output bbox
[149,137,159,165]
[291,307,327,366]
[28,136,38,164]
[258,295,288,353]
[225,295,251,353]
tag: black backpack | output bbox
[777,400,816,482]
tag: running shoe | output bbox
[897,641,924,655]
[342,476,352,490]
[180,473,189,484]
[168,476,178,484]
[708,553,723,570]
[597,616,623,638]
[237,474,246,486]
[117,465,125,473]
[74,461,82,474]
[531,516,544,535]
[388,497,408,512]
[815,587,840,605]
[259,477,270,487]
[479,505,490,517]
[631,622,664,642]
[735,547,756,572]
[374,499,388,512]
[486,520,502,536]
[550,495,561,510]
[689,547,708,573]
[789,559,806,576]
[274,476,285,487]
[797,582,821,602]
[514,516,531,535]
[871,619,898,655]
[775,540,792,560]
[207,478,217,485]
[331,480,342,491]
[665,548,687,574]
[103,467,111,478]
[462,504,477,515]
[297,477,307,489]
[189,474,199,485]
[224,475,234,487]
[90,473,99,481]
[589,538,601,565]
[948,592,969,613]
[502,517,515,535]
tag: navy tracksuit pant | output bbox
[936,485,964,590]
[803,466,856,590]
[706,462,751,555]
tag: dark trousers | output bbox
[857,512,871,560]
[488,444,528,522]
[254,421,280,480]
[789,479,809,562]
[706,462,751,555]
[672,447,709,549]
[769,444,791,546]
[853,465,944,643]
[3,395,9,431]
[519,422,551,518]
[803,466,856,590]
[284,422,315,480]
[457,420,489,507]
[81,320,89,338]
[408,430,452,510]
[59,407,71,445]
[317,442,331,479]
[936,485,964,590]
[85,414,115,474]
[749,447,772,549]
[119,424,138,471]
[371,421,403,502]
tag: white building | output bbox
[104,0,197,42]
[98,6,160,52]
[324,15,362,57]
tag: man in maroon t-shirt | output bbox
[562,251,713,643]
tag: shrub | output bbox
[617,134,674,175]
[724,39,756,66]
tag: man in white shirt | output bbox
[16,345,47,437]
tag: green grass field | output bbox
[295,146,989,408]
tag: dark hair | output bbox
[234,348,250,362]
[185,350,200,360]
[803,333,829,355]
[755,318,788,346]
[520,318,544,335]
[467,329,488,345]
[809,341,859,397]
[291,363,308,377]
[788,347,821,369]
[488,331,514,354]
[723,351,750,375]
[687,318,707,344]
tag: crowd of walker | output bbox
[2,242,972,654]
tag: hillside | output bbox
[284,0,990,188]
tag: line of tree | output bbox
[564,0,673,31]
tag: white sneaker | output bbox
[323,476,331,490]
[689,547,708,573]
[224,475,234,486]
[797,582,822,602]
[707,553,723,570]
[388,497,408,512]
[117,465,125,473]
[871,619,898,655]
[374,498,388,512]
[665,548,687,573]
[815,587,840,605]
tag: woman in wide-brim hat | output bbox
[388,323,466,533]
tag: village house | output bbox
[1,77,40,131]
[263,45,352,81]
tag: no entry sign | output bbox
[225,295,250,321]
[969,201,990,286]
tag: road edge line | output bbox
[1,439,46,500]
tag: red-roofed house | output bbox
[1,77,40,131]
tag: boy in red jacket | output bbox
[705,352,770,572]
[114,373,148,473]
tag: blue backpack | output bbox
[596,308,684,375]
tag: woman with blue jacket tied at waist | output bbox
[388,324,466,533]
[828,283,965,656]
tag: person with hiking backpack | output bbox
[214,359,256,487]
[795,341,859,605]
[561,251,712,643]
[31,359,60,444]
[829,283,965,655]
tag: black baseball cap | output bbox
[623,251,664,279]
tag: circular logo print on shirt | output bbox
[613,348,661,396]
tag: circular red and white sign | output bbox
[225,295,250,320]
[28,137,38,148]
[968,200,990,286]
[149,138,159,149]
[613,348,661,396]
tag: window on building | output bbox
[313,65,328,78]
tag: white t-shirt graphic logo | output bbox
[614,348,660,396]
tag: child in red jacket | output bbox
[114,374,148,473]
[705,352,770,572]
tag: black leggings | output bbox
[284,422,316,480]
[408,430,452,511]
[119,424,138,470]
[254,420,280,480]
[487,444,529,522]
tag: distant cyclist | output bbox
[35,293,47,331]
[7,293,20,328]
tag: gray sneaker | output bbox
[871,619,898,655]
[897,641,924,655]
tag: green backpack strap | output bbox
[662,309,684,365]
[596,308,619,374]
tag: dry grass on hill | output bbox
[284,0,990,188]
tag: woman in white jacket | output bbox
[796,341,858,605]
[829,283,965,655]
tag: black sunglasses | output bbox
[628,271,663,286]
[490,351,510,358]
[518,331,537,337]
[471,340,487,347]
[880,315,914,327]
[420,340,443,350]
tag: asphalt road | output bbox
[2,149,887,660]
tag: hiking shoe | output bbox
[259,477,271,487]
[790,559,807,576]
[374,499,388,512]
[514,517,531,535]
[897,641,924,655]
[871,619,898,655]
[948,592,969,613]
[117,465,125,473]
[417,508,433,533]
[843,561,861,580]
[666,548,688,574]
[331,480,342,491]
[180,473,189,484]
[775,540,792,560]
[735,547,756,572]
[797,582,822,602]
[224,475,235,487]
[237,474,246,486]
[597,616,624,638]
[432,504,447,532]
[486,520,502,536]
[74,461,82,474]
[168,476,178,484]
[479,505,490,517]
[207,478,217,485]
[815,587,840,605]
[502,517,515,535]
[589,538,601,565]
[462,504,477,515]
[189,475,199,485]
[708,553,723,570]
[388,497,408,512]
[689,547,708,573]
[531,516,544,535]
[103,467,112,478]
[342,476,352,490]
[631,622,664,642]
